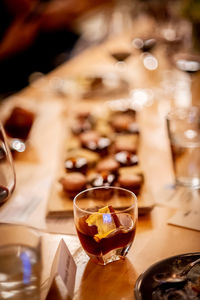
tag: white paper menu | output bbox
[46,239,77,300]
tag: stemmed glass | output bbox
[160,18,200,106]
[73,186,137,265]
[0,122,16,205]
[172,52,200,74]
[169,51,200,108]
[108,44,132,72]
[110,50,131,63]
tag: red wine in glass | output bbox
[0,123,16,205]
[0,186,9,204]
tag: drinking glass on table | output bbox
[73,186,137,265]
[0,122,16,205]
[166,106,200,189]
[173,52,200,75]
[0,223,42,300]
[107,42,132,73]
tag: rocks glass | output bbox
[73,186,138,265]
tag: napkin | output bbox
[168,209,200,232]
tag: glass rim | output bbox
[0,222,41,249]
[73,186,137,215]
[166,106,200,120]
[0,222,40,233]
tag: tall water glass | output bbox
[166,106,200,188]
[0,224,42,300]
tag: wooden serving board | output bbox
[46,179,154,217]
[46,101,155,218]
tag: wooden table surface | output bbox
[0,15,200,300]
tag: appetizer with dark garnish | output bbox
[80,130,112,156]
[115,151,139,166]
[88,171,117,188]
[64,156,88,174]
[71,112,95,135]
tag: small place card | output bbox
[168,209,200,232]
[46,239,77,300]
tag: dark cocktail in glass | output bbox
[73,186,137,265]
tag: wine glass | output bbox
[73,186,137,265]
[169,52,200,108]
[0,122,16,205]
[110,50,131,63]
[159,18,199,106]
[108,44,132,72]
[172,52,200,75]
